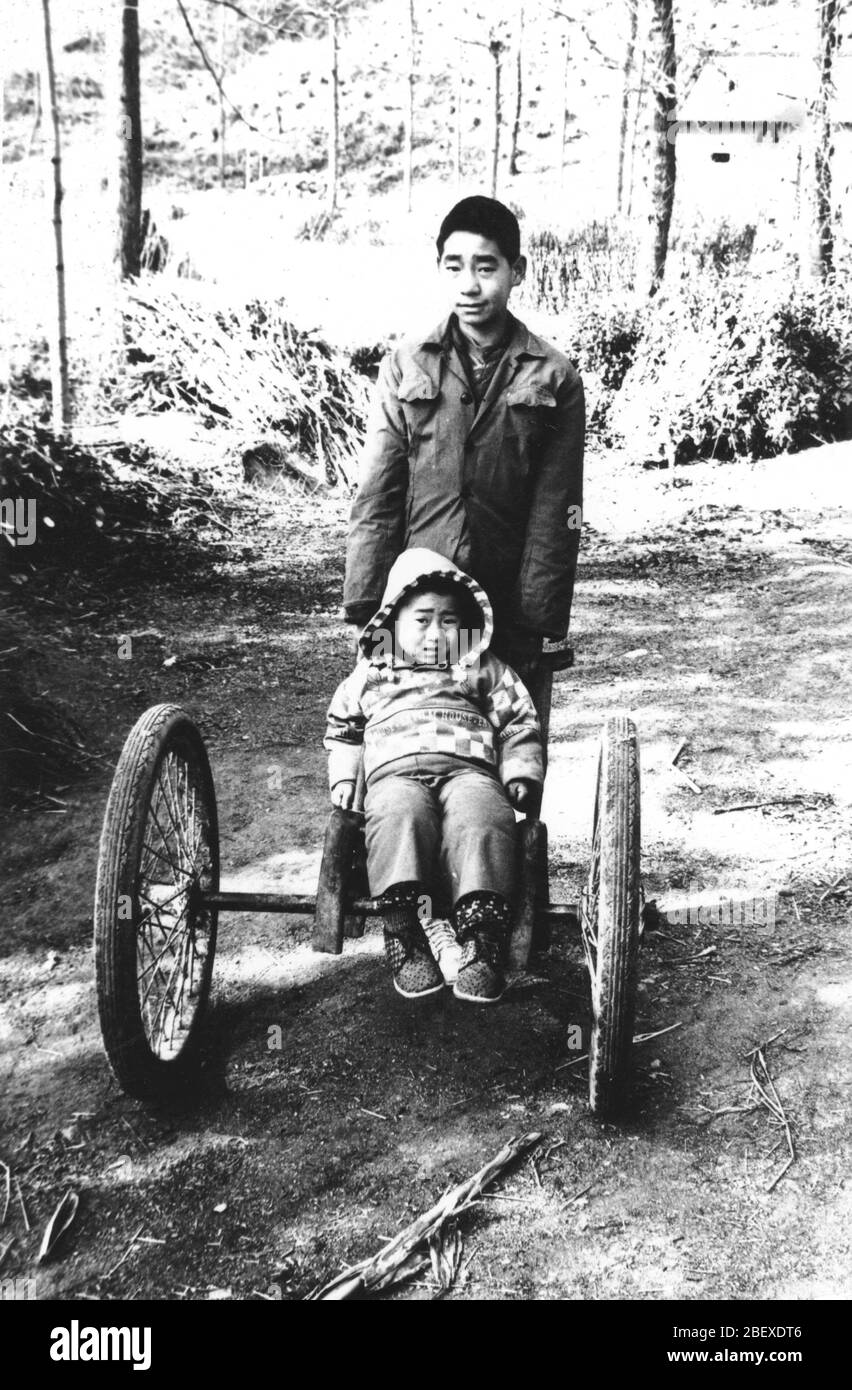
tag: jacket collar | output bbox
[412,313,548,374]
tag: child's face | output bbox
[394,590,463,666]
[437,231,525,335]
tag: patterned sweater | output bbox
[325,652,543,789]
[325,548,543,790]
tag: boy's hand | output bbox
[331,780,356,810]
[506,778,534,809]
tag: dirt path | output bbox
[2,455,851,1301]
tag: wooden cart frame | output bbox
[93,650,642,1118]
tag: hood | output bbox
[359,548,493,667]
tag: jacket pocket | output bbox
[497,386,556,487]
[397,370,439,404]
[504,384,557,452]
[397,369,440,456]
[505,384,558,411]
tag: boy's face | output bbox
[394,590,463,666]
[437,231,526,336]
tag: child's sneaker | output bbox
[383,929,445,997]
[453,936,505,1003]
[380,890,445,998]
[452,892,513,1004]
[420,916,462,984]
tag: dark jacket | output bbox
[326,548,543,789]
[343,312,585,641]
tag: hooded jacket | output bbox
[325,549,543,790]
[342,313,585,641]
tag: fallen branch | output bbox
[632,1021,684,1044]
[104,1223,145,1280]
[567,1181,595,1203]
[305,1131,542,1301]
[429,1222,464,1294]
[696,1103,760,1121]
[774,944,822,966]
[669,946,717,964]
[555,1021,684,1072]
[818,873,847,905]
[15,1178,30,1232]
[670,741,702,793]
[724,1036,797,1191]
[554,1052,588,1072]
[713,797,810,815]
[672,764,703,794]
[4,711,109,766]
[743,1029,788,1058]
[38,1189,79,1264]
[749,1049,796,1192]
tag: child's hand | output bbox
[331,780,356,810]
[506,778,533,808]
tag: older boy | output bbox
[325,548,543,1004]
[342,196,585,682]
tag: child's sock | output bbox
[378,881,421,971]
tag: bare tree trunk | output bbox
[649,0,676,293]
[218,2,227,188]
[40,0,71,435]
[27,71,43,157]
[626,39,645,216]
[113,0,142,279]
[0,44,5,187]
[403,0,415,212]
[454,42,463,186]
[490,39,503,198]
[560,33,570,184]
[617,0,639,213]
[509,5,524,177]
[813,0,837,278]
[326,5,340,215]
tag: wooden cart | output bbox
[93,650,642,1118]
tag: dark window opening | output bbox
[711,151,731,163]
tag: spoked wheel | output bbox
[94,705,219,1098]
[581,714,641,1120]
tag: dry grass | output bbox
[117,284,371,488]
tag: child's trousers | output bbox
[364,756,517,905]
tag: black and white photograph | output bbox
[1,0,850,1341]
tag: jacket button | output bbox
[461,483,472,499]
[460,391,472,405]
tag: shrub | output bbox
[117,285,370,486]
[692,220,757,276]
[610,276,852,463]
[520,222,644,437]
[349,343,387,382]
[523,220,639,313]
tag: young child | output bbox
[342,195,585,687]
[325,548,543,1004]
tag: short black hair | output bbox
[436,196,521,264]
[395,575,480,628]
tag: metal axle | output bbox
[202,889,579,930]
